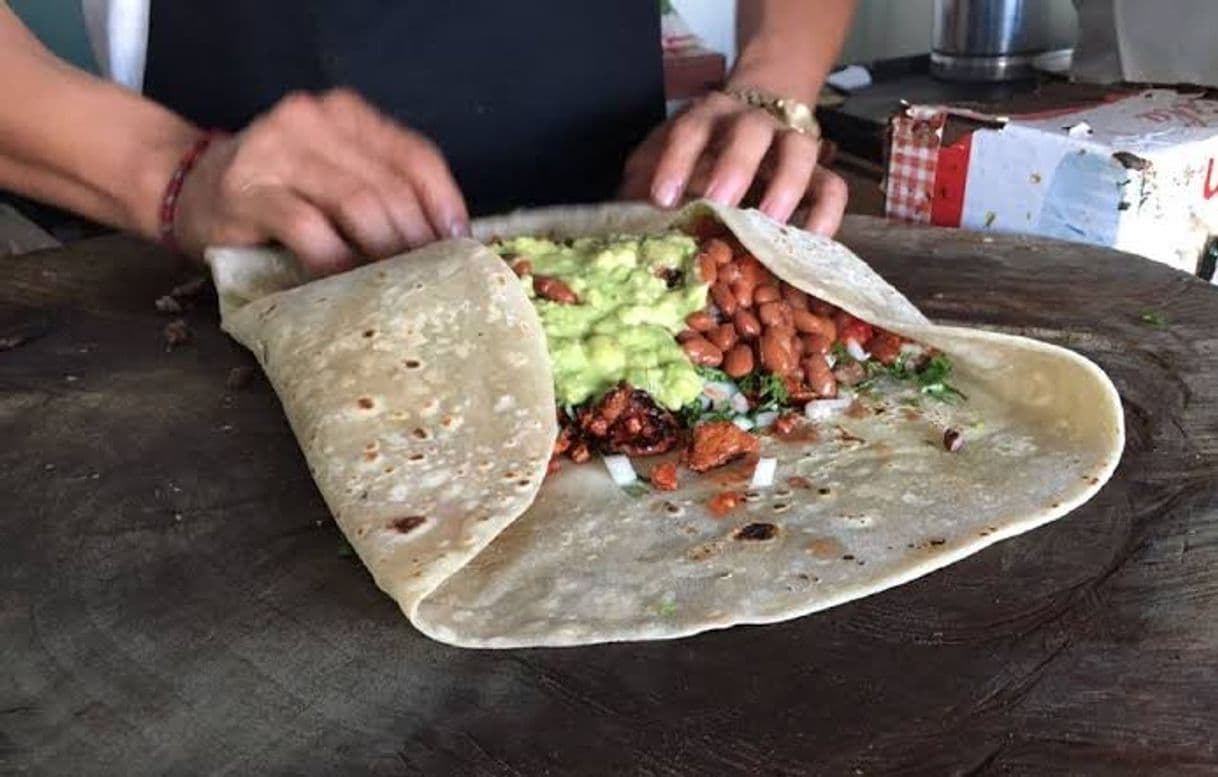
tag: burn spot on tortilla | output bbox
[735,522,779,541]
[441,416,455,428]
[404,359,422,369]
[412,428,430,440]
[516,479,530,487]
[408,452,426,461]
[818,487,832,496]
[357,397,375,410]
[363,450,379,462]
[743,490,763,503]
[383,465,396,474]
[774,487,793,498]
[663,501,684,516]
[772,502,790,513]
[687,543,718,561]
[1051,502,1061,509]
[363,329,376,338]
[390,515,427,534]
[835,426,866,444]
[787,476,812,490]
[841,554,856,561]
[806,537,844,558]
[929,538,946,546]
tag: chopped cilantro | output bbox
[1139,310,1167,328]
[853,352,964,404]
[916,354,967,403]
[622,483,650,498]
[696,365,732,382]
[656,599,678,617]
[738,371,789,412]
[831,341,851,363]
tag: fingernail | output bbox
[704,181,731,205]
[448,219,470,238]
[653,180,681,208]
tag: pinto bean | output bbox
[681,336,724,367]
[758,301,793,329]
[510,258,532,277]
[708,323,739,352]
[711,282,738,316]
[703,238,733,266]
[801,333,832,355]
[781,282,809,311]
[753,284,781,305]
[760,328,795,374]
[792,309,837,340]
[738,255,768,286]
[733,309,762,338]
[718,261,742,286]
[533,275,578,304]
[730,278,756,309]
[789,331,804,358]
[686,311,716,332]
[697,253,718,285]
[723,344,754,378]
[676,329,700,343]
[803,355,837,398]
[808,295,836,317]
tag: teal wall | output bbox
[9,0,97,72]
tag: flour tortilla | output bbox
[207,201,1124,648]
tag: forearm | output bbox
[0,4,198,238]
[731,0,857,104]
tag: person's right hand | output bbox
[173,89,469,276]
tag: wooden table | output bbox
[2,220,1216,776]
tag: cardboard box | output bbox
[884,89,1218,278]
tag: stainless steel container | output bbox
[932,0,1053,81]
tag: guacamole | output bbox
[494,232,708,410]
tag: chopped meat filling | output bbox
[557,383,681,459]
[687,420,761,473]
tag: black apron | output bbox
[143,2,664,217]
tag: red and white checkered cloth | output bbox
[884,107,947,223]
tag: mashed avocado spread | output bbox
[493,232,708,410]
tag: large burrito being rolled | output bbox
[207,201,1124,648]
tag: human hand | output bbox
[620,91,847,236]
[173,89,469,276]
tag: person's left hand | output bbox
[619,91,847,235]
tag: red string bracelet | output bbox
[158,130,225,254]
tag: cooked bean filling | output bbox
[491,221,962,476]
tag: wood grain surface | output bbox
[2,220,1215,776]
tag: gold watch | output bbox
[722,87,821,139]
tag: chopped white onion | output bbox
[730,392,751,414]
[804,397,852,421]
[750,457,777,489]
[703,381,737,405]
[698,394,712,410]
[754,410,779,430]
[845,340,871,362]
[732,415,755,431]
[602,455,638,486]
[825,354,837,369]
